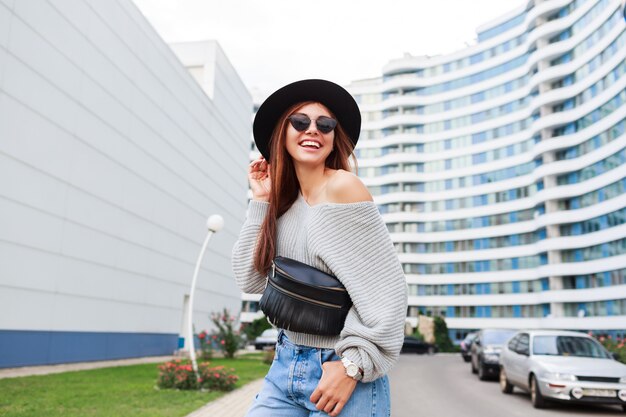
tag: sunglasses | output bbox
[287,114,337,134]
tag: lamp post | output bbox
[187,214,224,382]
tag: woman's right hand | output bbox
[249,156,271,202]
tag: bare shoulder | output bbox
[326,169,373,204]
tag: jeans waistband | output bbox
[277,329,331,351]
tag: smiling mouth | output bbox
[299,140,321,149]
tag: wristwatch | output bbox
[341,356,363,381]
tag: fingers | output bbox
[249,155,264,165]
[249,157,269,172]
[322,400,335,414]
[313,395,343,417]
[248,157,270,183]
[310,387,322,404]
[311,388,339,415]
[328,402,345,417]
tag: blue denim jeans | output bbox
[245,330,390,417]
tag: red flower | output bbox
[220,340,225,345]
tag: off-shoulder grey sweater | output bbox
[231,192,408,382]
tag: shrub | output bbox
[594,333,626,364]
[433,316,457,352]
[412,327,425,342]
[243,315,272,343]
[157,359,238,391]
[197,330,213,360]
[211,308,243,359]
[263,348,275,365]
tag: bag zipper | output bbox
[274,263,347,293]
[267,278,343,309]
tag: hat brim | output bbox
[253,79,361,160]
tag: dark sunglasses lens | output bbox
[288,115,310,131]
[316,117,337,133]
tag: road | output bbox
[389,353,624,417]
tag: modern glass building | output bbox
[347,0,626,342]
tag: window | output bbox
[517,333,529,355]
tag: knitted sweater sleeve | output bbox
[231,200,270,294]
[308,202,408,382]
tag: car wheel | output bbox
[499,367,513,394]
[622,404,626,412]
[471,357,477,374]
[478,361,488,381]
[530,375,547,409]
[462,355,471,363]
[427,346,436,355]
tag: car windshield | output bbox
[463,333,476,343]
[482,331,515,345]
[533,336,611,358]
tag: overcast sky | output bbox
[132,0,526,97]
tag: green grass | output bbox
[0,354,269,417]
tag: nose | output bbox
[305,120,319,135]
[305,126,318,135]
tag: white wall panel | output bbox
[0,0,252,338]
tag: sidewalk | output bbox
[0,349,258,379]
[185,378,264,417]
[0,355,174,379]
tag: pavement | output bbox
[0,353,264,417]
[185,378,263,417]
[0,355,175,379]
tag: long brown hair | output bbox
[253,101,359,275]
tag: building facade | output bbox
[347,0,626,342]
[0,0,252,367]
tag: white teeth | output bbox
[301,141,320,148]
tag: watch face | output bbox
[346,363,359,377]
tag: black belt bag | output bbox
[259,256,352,336]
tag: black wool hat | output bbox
[253,79,361,160]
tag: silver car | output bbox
[254,328,279,350]
[499,330,626,411]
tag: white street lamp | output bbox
[187,214,224,382]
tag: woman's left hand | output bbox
[310,360,357,416]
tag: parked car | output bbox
[499,329,626,410]
[471,328,516,380]
[254,328,279,350]
[401,336,438,354]
[460,332,477,362]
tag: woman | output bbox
[232,79,407,417]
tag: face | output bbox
[285,102,335,167]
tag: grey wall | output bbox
[0,0,251,366]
